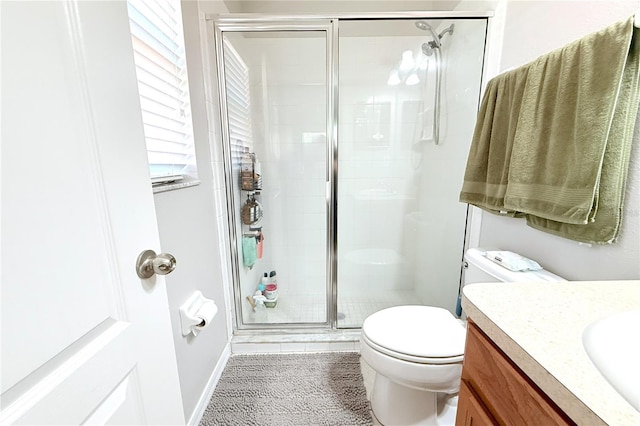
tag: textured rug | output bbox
[200,352,373,426]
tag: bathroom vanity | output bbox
[457,321,573,425]
[458,280,640,425]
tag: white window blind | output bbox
[222,39,253,166]
[127,0,197,185]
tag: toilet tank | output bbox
[464,248,566,284]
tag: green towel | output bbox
[460,16,640,244]
[525,19,640,244]
[459,66,530,216]
[505,17,636,222]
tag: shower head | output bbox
[415,20,442,49]
[415,21,455,52]
[414,20,433,31]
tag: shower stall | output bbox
[212,13,488,331]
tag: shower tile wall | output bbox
[338,35,427,299]
[411,20,486,312]
[241,35,328,324]
[255,83,327,297]
[337,19,486,321]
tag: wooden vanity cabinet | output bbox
[455,321,576,426]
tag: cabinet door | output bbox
[461,322,574,425]
[456,379,498,426]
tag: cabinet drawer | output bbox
[457,379,498,426]
[461,322,574,425]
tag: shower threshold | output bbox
[231,329,362,354]
[232,290,422,353]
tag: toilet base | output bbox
[437,394,459,426]
[371,373,440,425]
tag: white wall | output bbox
[475,0,640,280]
[151,1,232,422]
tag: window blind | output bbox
[222,39,253,166]
[127,0,197,184]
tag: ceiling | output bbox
[221,0,463,14]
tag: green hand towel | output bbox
[504,17,639,240]
[242,236,257,269]
[459,66,530,216]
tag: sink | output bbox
[582,310,640,412]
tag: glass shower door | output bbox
[336,19,487,328]
[217,25,331,328]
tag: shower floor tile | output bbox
[338,290,419,328]
[244,293,328,325]
[244,290,420,328]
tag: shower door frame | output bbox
[211,11,493,333]
[214,19,337,331]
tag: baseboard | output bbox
[187,342,231,426]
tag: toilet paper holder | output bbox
[180,291,217,336]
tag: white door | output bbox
[1,1,185,424]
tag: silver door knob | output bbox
[136,249,177,279]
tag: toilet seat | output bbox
[361,305,466,364]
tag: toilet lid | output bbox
[362,306,466,361]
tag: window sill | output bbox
[152,179,200,194]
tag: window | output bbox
[222,38,253,166]
[127,0,198,190]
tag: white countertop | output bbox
[462,280,640,426]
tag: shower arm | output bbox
[438,24,455,40]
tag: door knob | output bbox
[136,249,177,279]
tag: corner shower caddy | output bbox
[240,151,263,226]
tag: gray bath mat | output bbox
[200,352,373,426]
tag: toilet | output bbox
[360,248,565,426]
